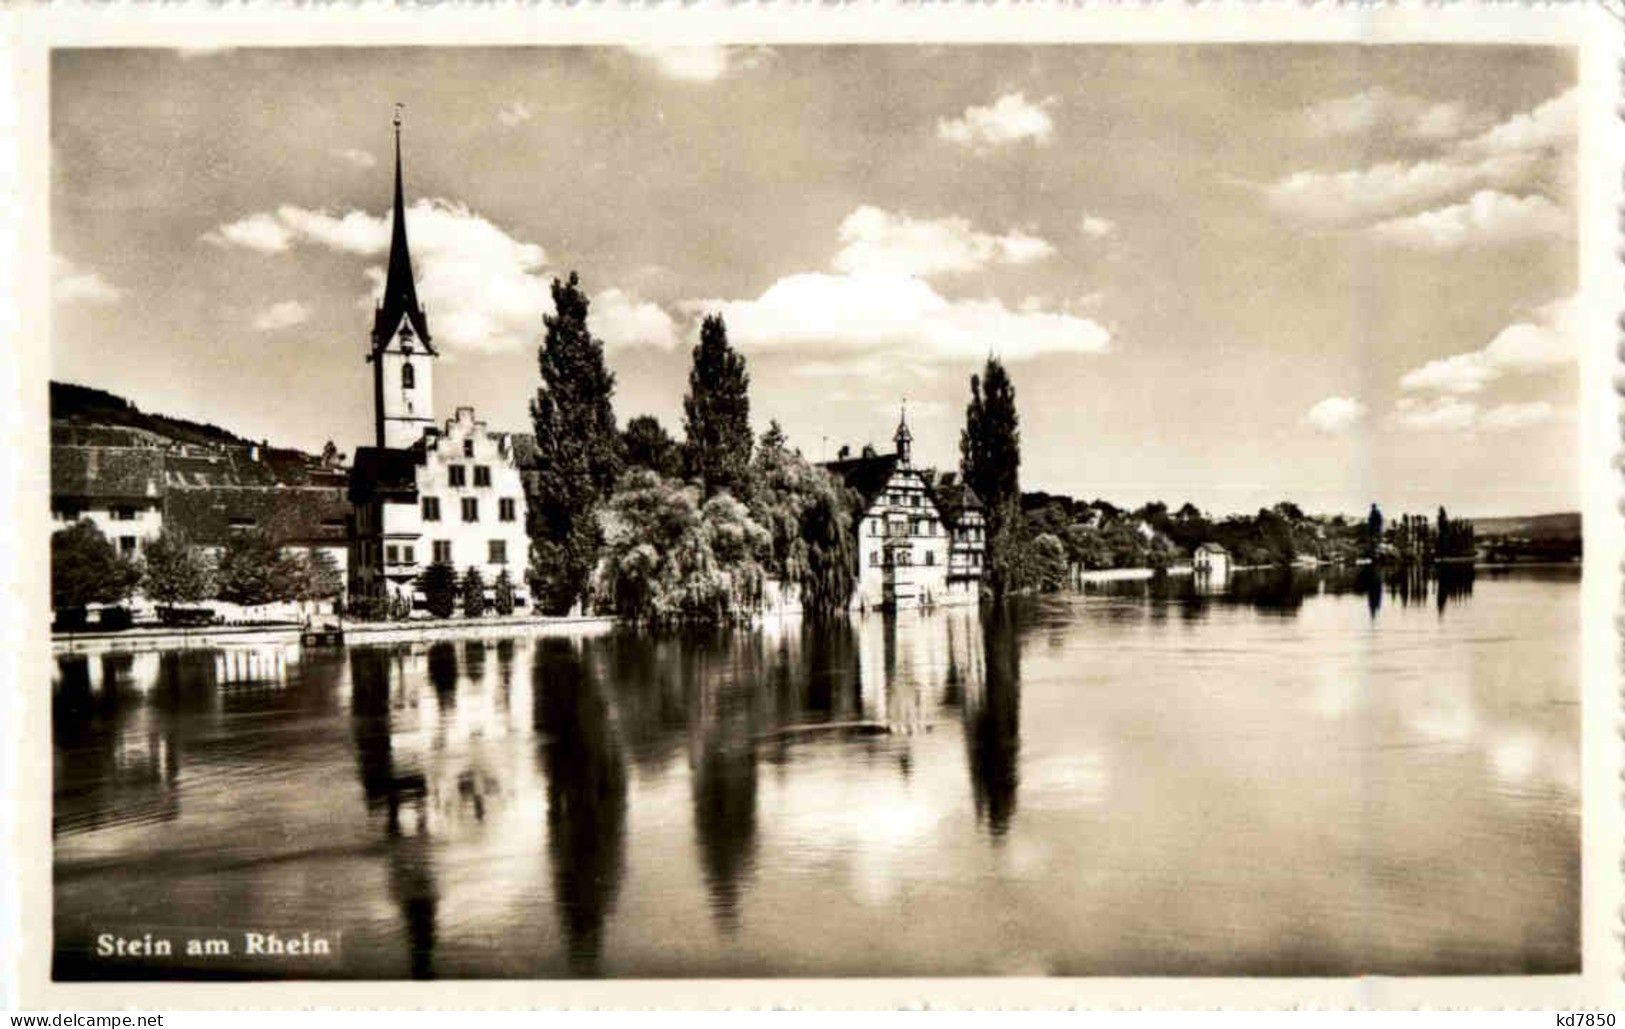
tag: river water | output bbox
[52,566,1580,979]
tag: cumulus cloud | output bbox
[206,200,676,356]
[251,300,311,332]
[202,212,294,253]
[1265,87,1575,227]
[1367,190,1567,250]
[689,272,1110,365]
[332,148,377,170]
[1080,215,1116,239]
[938,92,1055,150]
[52,255,122,305]
[589,287,680,351]
[831,206,1054,279]
[1399,294,1576,394]
[1302,396,1365,433]
[1392,396,1557,433]
[1302,87,1492,141]
[497,100,533,127]
[625,45,772,83]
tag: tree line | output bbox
[51,521,342,629]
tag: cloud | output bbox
[1080,216,1116,239]
[1302,396,1365,434]
[1302,87,1492,141]
[209,199,548,354]
[938,92,1055,150]
[1391,396,1557,433]
[52,255,122,305]
[625,45,772,83]
[1399,294,1576,394]
[251,300,311,332]
[202,212,294,253]
[332,148,377,170]
[497,100,533,127]
[1367,191,1567,250]
[689,272,1110,365]
[1264,87,1574,227]
[1262,151,1541,227]
[590,287,679,351]
[1392,395,1480,432]
[831,206,1054,279]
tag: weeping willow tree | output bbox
[746,420,858,615]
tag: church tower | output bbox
[368,108,436,450]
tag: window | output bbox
[402,545,415,566]
[112,507,137,521]
[911,494,921,508]
[474,465,491,488]
[386,544,399,565]
[422,496,441,521]
[433,540,452,564]
[119,536,137,555]
[896,549,911,566]
[499,498,516,522]
[925,550,935,566]
[448,465,466,487]
[869,520,879,536]
[489,540,508,565]
[913,519,927,536]
[402,363,415,389]
[870,550,880,567]
[462,498,478,522]
[463,439,474,458]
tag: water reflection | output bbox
[534,638,627,977]
[52,565,1575,979]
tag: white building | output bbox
[822,411,983,610]
[1193,542,1231,577]
[348,116,530,611]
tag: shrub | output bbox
[493,568,516,615]
[97,607,134,631]
[417,562,457,619]
[462,566,487,617]
[52,520,140,613]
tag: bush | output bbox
[158,606,216,627]
[52,520,140,612]
[53,607,89,633]
[417,562,457,619]
[97,606,133,631]
[493,569,516,615]
[461,567,487,617]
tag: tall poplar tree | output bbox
[682,314,753,498]
[960,357,1022,596]
[529,272,623,614]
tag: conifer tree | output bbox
[529,272,623,614]
[683,314,753,498]
[960,357,1022,596]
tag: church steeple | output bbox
[371,106,432,351]
[894,402,913,467]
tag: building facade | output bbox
[823,412,983,611]
[347,116,530,611]
[1193,542,1231,577]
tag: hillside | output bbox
[1471,512,1581,540]
[50,380,318,461]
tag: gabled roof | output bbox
[929,477,985,526]
[164,486,350,548]
[821,453,899,509]
[51,446,164,502]
[349,445,422,504]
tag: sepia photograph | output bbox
[15,14,1616,1004]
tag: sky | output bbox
[50,45,1580,517]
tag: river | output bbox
[52,565,1580,979]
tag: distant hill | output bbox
[50,380,320,463]
[1470,512,1581,540]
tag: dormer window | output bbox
[402,363,415,389]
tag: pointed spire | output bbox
[372,104,432,350]
[894,400,912,464]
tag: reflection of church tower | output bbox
[368,108,437,449]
